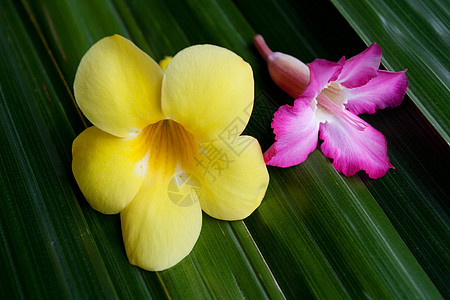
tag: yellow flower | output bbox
[72,35,269,271]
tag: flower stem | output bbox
[253,34,273,61]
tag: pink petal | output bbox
[301,59,342,100]
[345,70,408,115]
[337,43,382,89]
[264,98,319,167]
[319,114,393,179]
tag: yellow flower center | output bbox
[137,120,198,177]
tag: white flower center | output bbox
[315,82,367,130]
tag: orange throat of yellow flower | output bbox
[135,120,198,178]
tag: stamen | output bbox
[316,94,367,131]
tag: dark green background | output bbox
[0,0,448,298]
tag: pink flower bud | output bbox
[253,35,310,98]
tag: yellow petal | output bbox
[121,171,202,271]
[193,136,269,220]
[161,45,254,142]
[74,35,163,138]
[72,127,148,214]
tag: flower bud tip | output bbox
[253,34,273,61]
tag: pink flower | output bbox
[254,35,408,179]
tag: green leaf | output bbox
[327,0,450,293]
[0,0,448,298]
[0,3,117,298]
